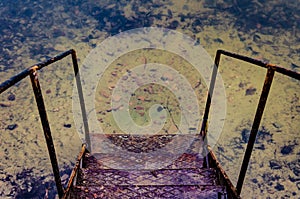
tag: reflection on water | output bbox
[0,0,299,198]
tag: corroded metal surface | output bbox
[86,152,204,170]
[71,185,225,199]
[79,167,217,186]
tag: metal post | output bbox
[200,50,221,168]
[29,69,64,198]
[70,50,91,151]
[236,67,275,194]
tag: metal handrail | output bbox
[201,49,300,196]
[62,144,86,199]
[0,49,89,198]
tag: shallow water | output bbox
[0,0,299,198]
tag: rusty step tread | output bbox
[84,152,204,170]
[78,167,218,186]
[71,184,226,199]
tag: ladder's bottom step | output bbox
[71,185,226,199]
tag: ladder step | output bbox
[78,167,218,186]
[71,185,226,199]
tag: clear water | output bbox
[0,0,299,198]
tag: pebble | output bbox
[253,34,261,42]
[291,63,299,70]
[161,73,174,81]
[296,105,300,113]
[157,106,163,112]
[7,124,18,130]
[191,19,202,33]
[288,160,300,179]
[280,145,293,155]
[272,122,282,129]
[107,83,115,90]
[134,106,144,111]
[63,124,72,128]
[255,143,265,150]
[7,93,15,101]
[241,128,250,143]
[111,71,117,76]
[101,91,110,98]
[169,20,179,29]
[0,102,12,107]
[167,9,173,18]
[137,96,146,101]
[269,159,282,170]
[274,183,285,191]
[213,38,224,44]
[238,82,245,88]
[245,87,256,95]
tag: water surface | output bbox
[0,0,299,198]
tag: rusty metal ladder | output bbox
[1,49,299,198]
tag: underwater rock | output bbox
[288,159,300,176]
[272,122,282,129]
[291,63,299,70]
[191,19,202,33]
[245,87,256,96]
[241,128,250,143]
[167,9,173,19]
[157,106,164,112]
[269,160,282,170]
[161,72,174,81]
[7,124,18,131]
[213,38,224,44]
[63,124,72,128]
[240,127,273,144]
[280,145,294,155]
[7,93,15,101]
[168,20,179,29]
[255,143,265,150]
[238,82,245,88]
[274,183,285,191]
[253,34,261,42]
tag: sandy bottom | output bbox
[0,0,299,198]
